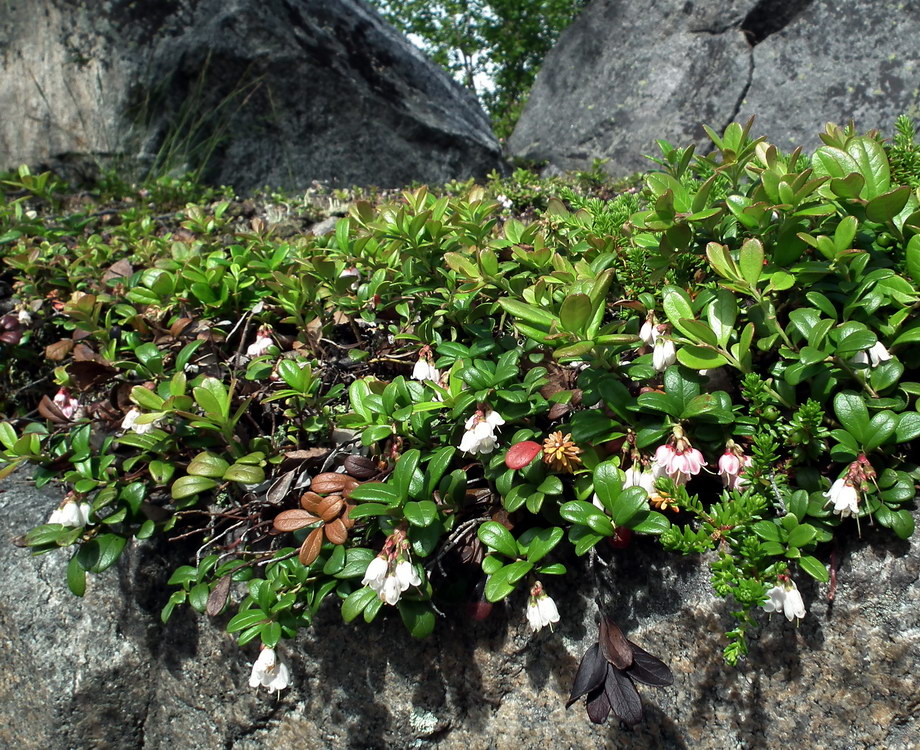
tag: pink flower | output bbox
[654,440,705,485]
[718,444,752,490]
[53,387,78,419]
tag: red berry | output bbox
[610,527,633,549]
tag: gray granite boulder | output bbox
[509,0,920,177]
[1,468,917,748]
[0,0,503,192]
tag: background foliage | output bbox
[369,0,589,138]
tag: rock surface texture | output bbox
[0,0,502,192]
[509,0,920,176]
[1,469,918,749]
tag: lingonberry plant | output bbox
[2,118,919,727]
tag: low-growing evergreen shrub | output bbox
[2,118,919,725]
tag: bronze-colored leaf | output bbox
[44,338,74,361]
[206,574,231,616]
[299,491,324,512]
[341,504,355,530]
[310,472,353,494]
[317,495,344,523]
[37,395,69,423]
[324,517,348,545]
[273,509,319,532]
[299,527,324,565]
[101,259,133,284]
[169,317,195,338]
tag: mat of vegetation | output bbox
[2,117,919,725]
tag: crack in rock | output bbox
[740,0,816,45]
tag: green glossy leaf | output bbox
[799,555,830,582]
[404,500,438,527]
[398,601,436,639]
[559,293,592,335]
[171,475,218,499]
[342,587,378,623]
[707,290,737,348]
[186,452,230,479]
[524,527,564,564]
[676,345,728,370]
[477,521,519,559]
[833,392,869,446]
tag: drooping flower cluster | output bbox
[48,495,92,527]
[246,325,275,358]
[362,530,424,606]
[823,453,875,519]
[249,647,291,694]
[459,407,505,455]
[411,345,440,383]
[761,577,806,622]
[52,387,79,420]
[717,440,752,490]
[121,407,160,435]
[653,426,706,485]
[525,581,560,632]
[851,340,892,368]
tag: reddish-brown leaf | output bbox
[299,527,324,565]
[324,517,348,545]
[273,509,319,532]
[37,395,70,423]
[299,491,324,512]
[318,495,344,523]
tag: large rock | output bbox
[1,468,918,748]
[509,0,920,176]
[0,0,503,192]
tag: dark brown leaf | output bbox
[68,361,117,391]
[566,643,607,708]
[585,686,611,724]
[299,527,324,566]
[547,402,572,420]
[37,395,69,423]
[605,668,643,727]
[343,454,377,479]
[599,617,634,670]
[273,509,319,532]
[206,574,231,616]
[626,641,674,687]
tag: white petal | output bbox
[538,595,560,627]
[761,585,785,614]
[382,576,402,605]
[362,556,388,588]
[783,586,806,621]
[526,601,543,631]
